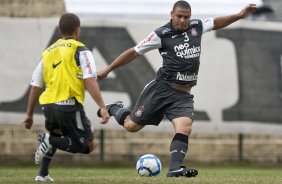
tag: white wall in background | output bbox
[64,0,263,19]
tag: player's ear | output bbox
[74,27,80,39]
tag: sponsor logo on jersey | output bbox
[47,42,72,52]
[52,60,62,69]
[174,44,201,59]
[135,106,145,118]
[176,72,198,81]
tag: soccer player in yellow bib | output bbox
[23,13,110,182]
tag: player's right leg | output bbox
[35,146,57,181]
[97,80,164,132]
[123,116,144,132]
[35,132,61,181]
[34,132,52,165]
[97,101,143,132]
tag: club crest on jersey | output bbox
[191,28,197,36]
[135,106,145,118]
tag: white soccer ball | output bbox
[136,154,161,177]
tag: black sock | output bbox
[169,133,188,170]
[49,136,89,154]
[109,106,131,126]
[38,132,60,176]
[108,105,121,116]
[38,147,57,177]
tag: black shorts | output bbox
[42,102,94,143]
[130,80,194,126]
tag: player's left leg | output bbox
[39,103,95,156]
[49,104,95,154]
[167,117,198,177]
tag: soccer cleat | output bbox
[166,166,198,177]
[35,175,54,182]
[97,101,124,117]
[35,132,52,165]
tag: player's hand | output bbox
[23,115,33,130]
[97,67,111,80]
[99,107,110,124]
[238,4,257,19]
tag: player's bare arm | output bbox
[213,4,257,30]
[97,48,139,79]
[23,86,43,129]
[84,77,110,124]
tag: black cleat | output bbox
[166,166,198,177]
[97,101,124,117]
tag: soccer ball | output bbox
[136,154,161,177]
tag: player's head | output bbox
[171,1,191,32]
[59,13,81,39]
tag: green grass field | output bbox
[0,165,282,184]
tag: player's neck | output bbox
[62,34,78,40]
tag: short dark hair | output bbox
[173,0,191,11]
[59,13,80,36]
